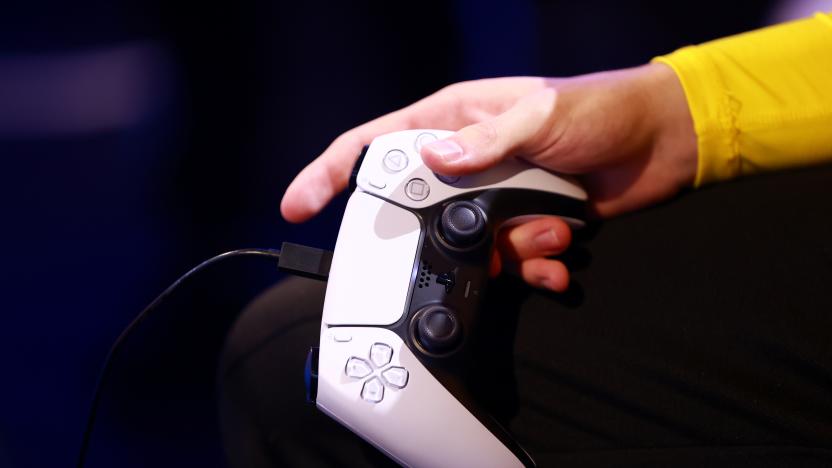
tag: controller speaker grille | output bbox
[417,261,433,288]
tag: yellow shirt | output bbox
[654,13,832,187]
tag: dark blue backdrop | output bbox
[0,1,775,466]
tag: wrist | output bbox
[639,62,698,190]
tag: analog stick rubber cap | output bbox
[416,306,462,353]
[440,201,486,247]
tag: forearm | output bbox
[654,12,832,186]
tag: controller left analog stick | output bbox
[439,201,486,248]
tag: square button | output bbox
[405,178,430,201]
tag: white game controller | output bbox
[304,129,588,467]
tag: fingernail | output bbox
[532,228,560,251]
[424,140,464,163]
[540,277,556,291]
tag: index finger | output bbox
[279,78,546,223]
[279,107,413,223]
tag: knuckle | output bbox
[468,120,498,146]
[515,88,563,153]
[332,130,358,150]
[436,84,466,116]
[523,88,559,123]
[439,80,469,95]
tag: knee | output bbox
[217,276,326,467]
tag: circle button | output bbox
[405,178,430,201]
[414,132,437,153]
[383,149,408,173]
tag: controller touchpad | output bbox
[322,191,421,326]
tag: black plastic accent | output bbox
[436,271,456,293]
[334,185,585,467]
[391,187,583,467]
[278,242,333,281]
[304,347,319,403]
[415,305,462,354]
[440,201,486,248]
[349,145,370,193]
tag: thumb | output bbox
[420,88,558,175]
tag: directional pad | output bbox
[343,342,410,403]
[345,357,372,379]
[382,366,409,389]
[370,343,393,367]
[361,377,384,403]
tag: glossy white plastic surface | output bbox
[322,191,421,326]
[317,326,523,468]
[317,129,589,467]
[355,129,587,212]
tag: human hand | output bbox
[280,63,697,292]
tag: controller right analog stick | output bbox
[415,306,462,354]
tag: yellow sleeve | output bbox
[654,13,832,187]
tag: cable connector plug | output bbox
[277,242,333,281]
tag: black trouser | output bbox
[218,167,832,468]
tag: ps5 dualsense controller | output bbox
[305,130,588,467]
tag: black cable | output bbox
[76,248,281,468]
